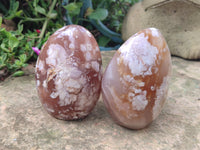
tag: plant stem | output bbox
[39,18,48,42]
[39,0,57,43]
[21,17,46,22]
[48,0,57,14]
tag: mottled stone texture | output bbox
[35,25,102,120]
[102,28,171,129]
[0,51,200,150]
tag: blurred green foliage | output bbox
[0,0,140,78]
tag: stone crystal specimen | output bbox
[35,25,102,120]
[102,28,172,129]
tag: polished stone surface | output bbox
[0,51,200,150]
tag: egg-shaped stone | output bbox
[102,28,171,129]
[35,25,102,120]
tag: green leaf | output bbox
[17,24,23,34]
[0,28,11,38]
[15,10,23,17]
[35,6,46,15]
[98,36,111,47]
[63,2,83,16]
[22,63,28,68]
[0,54,7,69]
[40,0,48,10]
[0,17,2,28]
[14,60,21,66]
[9,36,19,50]
[111,20,120,27]
[5,0,20,19]
[1,43,10,53]
[1,54,7,62]
[19,54,27,63]
[89,8,108,21]
[85,8,94,17]
[17,35,24,41]
[49,12,57,19]
[33,0,39,8]
[12,71,24,77]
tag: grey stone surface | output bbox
[0,51,200,150]
[122,0,200,59]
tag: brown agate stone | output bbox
[35,25,102,120]
[102,28,171,129]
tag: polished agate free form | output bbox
[102,28,172,129]
[35,25,102,120]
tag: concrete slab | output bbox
[0,51,200,150]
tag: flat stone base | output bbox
[0,51,200,150]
